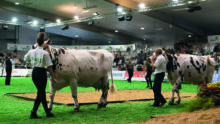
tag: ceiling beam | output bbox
[0,0,141,43]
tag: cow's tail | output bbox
[207,56,215,66]
[109,69,117,93]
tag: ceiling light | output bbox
[15,2,20,5]
[56,19,61,23]
[40,26,45,32]
[188,34,192,37]
[140,27,145,30]
[173,0,178,2]
[139,3,146,9]
[2,25,8,30]
[82,10,89,13]
[117,6,123,13]
[108,41,111,43]
[12,17,17,22]
[74,16,79,20]
[93,12,99,16]
[115,30,119,33]
[188,1,193,4]
[75,33,79,38]
[32,20,38,25]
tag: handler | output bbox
[24,32,56,119]
[4,53,14,85]
[150,48,167,107]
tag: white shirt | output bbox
[24,47,52,68]
[154,54,166,74]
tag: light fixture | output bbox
[117,6,123,13]
[40,26,45,32]
[15,2,20,5]
[88,20,94,26]
[2,25,8,30]
[93,12,99,16]
[82,10,89,13]
[188,1,193,4]
[188,34,192,38]
[108,41,111,44]
[75,33,79,38]
[139,3,146,9]
[126,15,132,21]
[118,16,125,21]
[61,25,69,30]
[32,20,38,25]
[56,19,61,23]
[74,16,79,20]
[115,30,119,33]
[12,17,17,22]
[173,0,178,3]
[140,27,145,30]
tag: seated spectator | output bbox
[120,64,126,71]
[137,56,143,65]
[137,64,143,71]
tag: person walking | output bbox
[24,32,56,119]
[150,48,167,107]
[4,53,14,85]
[144,58,152,89]
[126,58,134,83]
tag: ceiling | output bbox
[0,0,219,45]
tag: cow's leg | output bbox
[169,80,181,105]
[175,89,181,104]
[48,79,56,111]
[98,77,109,109]
[70,80,80,112]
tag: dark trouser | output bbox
[5,67,12,85]
[153,72,166,105]
[127,69,133,82]
[145,73,152,88]
[32,67,49,113]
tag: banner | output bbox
[7,44,136,51]
[1,69,32,77]
[208,35,220,43]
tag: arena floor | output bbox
[9,90,196,104]
[0,77,212,124]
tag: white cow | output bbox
[42,43,116,112]
[165,54,216,105]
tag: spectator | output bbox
[144,58,153,89]
[3,53,14,85]
[126,58,134,83]
[113,54,119,66]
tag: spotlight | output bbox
[115,30,119,33]
[139,3,146,9]
[56,19,61,23]
[15,2,20,5]
[61,25,69,30]
[88,20,94,26]
[12,17,17,22]
[74,16,79,20]
[93,12,99,16]
[32,20,38,25]
[2,25,8,30]
[117,6,123,13]
[140,27,145,30]
[118,16,125,21]
[126,15,132,21]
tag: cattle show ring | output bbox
[1,0,220,123]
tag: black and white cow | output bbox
[40,42,116,112]
[165,54,216,105]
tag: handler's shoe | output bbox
[160,100,167,107]
[46,112,54,118]
[30,111,41,119]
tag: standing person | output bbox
[144,58,152,89]
[24,32,56,119]
[213,42,220,73]
[4,53,14,85]
[126,58,134,83]
[150,48,167,107]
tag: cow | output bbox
[165,54,216,105]
[41,42,116,112]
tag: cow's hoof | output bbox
[103,104,107,108]
[169,101,176,105]
[73,108,80,112]
[97,104,102,109]
[176,100,181,104]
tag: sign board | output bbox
[208,35,220,43]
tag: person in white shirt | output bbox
[150,48,167,107]
[24,32,56,119]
